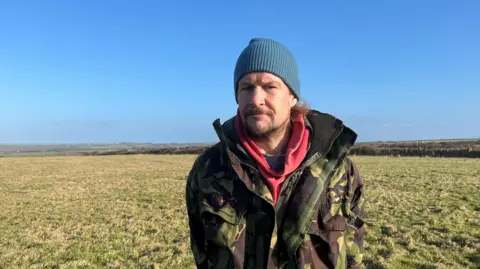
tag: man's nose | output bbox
[249,86,266,106]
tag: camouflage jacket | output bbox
[185,110,366,269]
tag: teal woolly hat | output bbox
[234,38,300,103]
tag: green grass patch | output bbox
[0,155,478,268]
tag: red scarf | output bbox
[234,109,310,205]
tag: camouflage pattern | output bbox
[185,110,366,269]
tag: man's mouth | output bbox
[249,114,268,119]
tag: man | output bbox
[185,38,366,269]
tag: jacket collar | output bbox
[212,109,357,162]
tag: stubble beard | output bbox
[245,114,290,141]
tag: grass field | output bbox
[0,155,479,269]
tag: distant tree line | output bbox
[86,140,480,158]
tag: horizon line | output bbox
[1,137,479,146]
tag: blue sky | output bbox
[1,0,479,144]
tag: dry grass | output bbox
[0,155,479,268]
[359,157,480,269]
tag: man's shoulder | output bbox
[187,142,231,183]
[341,156,363,192]
[343,156,360,176]
[191,142,224,169]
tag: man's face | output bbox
[237,72,297,138]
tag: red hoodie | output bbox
[234,110,310,205]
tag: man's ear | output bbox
[290,96,298,107]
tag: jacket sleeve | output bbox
[344,157,366,269]
[185,161,208,269]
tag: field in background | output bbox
[0,143,211,158]
[0,155,479,268]
[1,139,480,158]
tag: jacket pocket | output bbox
[298,214,347,269]
[200,196,244,248]
[308,214,346,243]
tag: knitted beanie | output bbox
[234,38,300,103]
